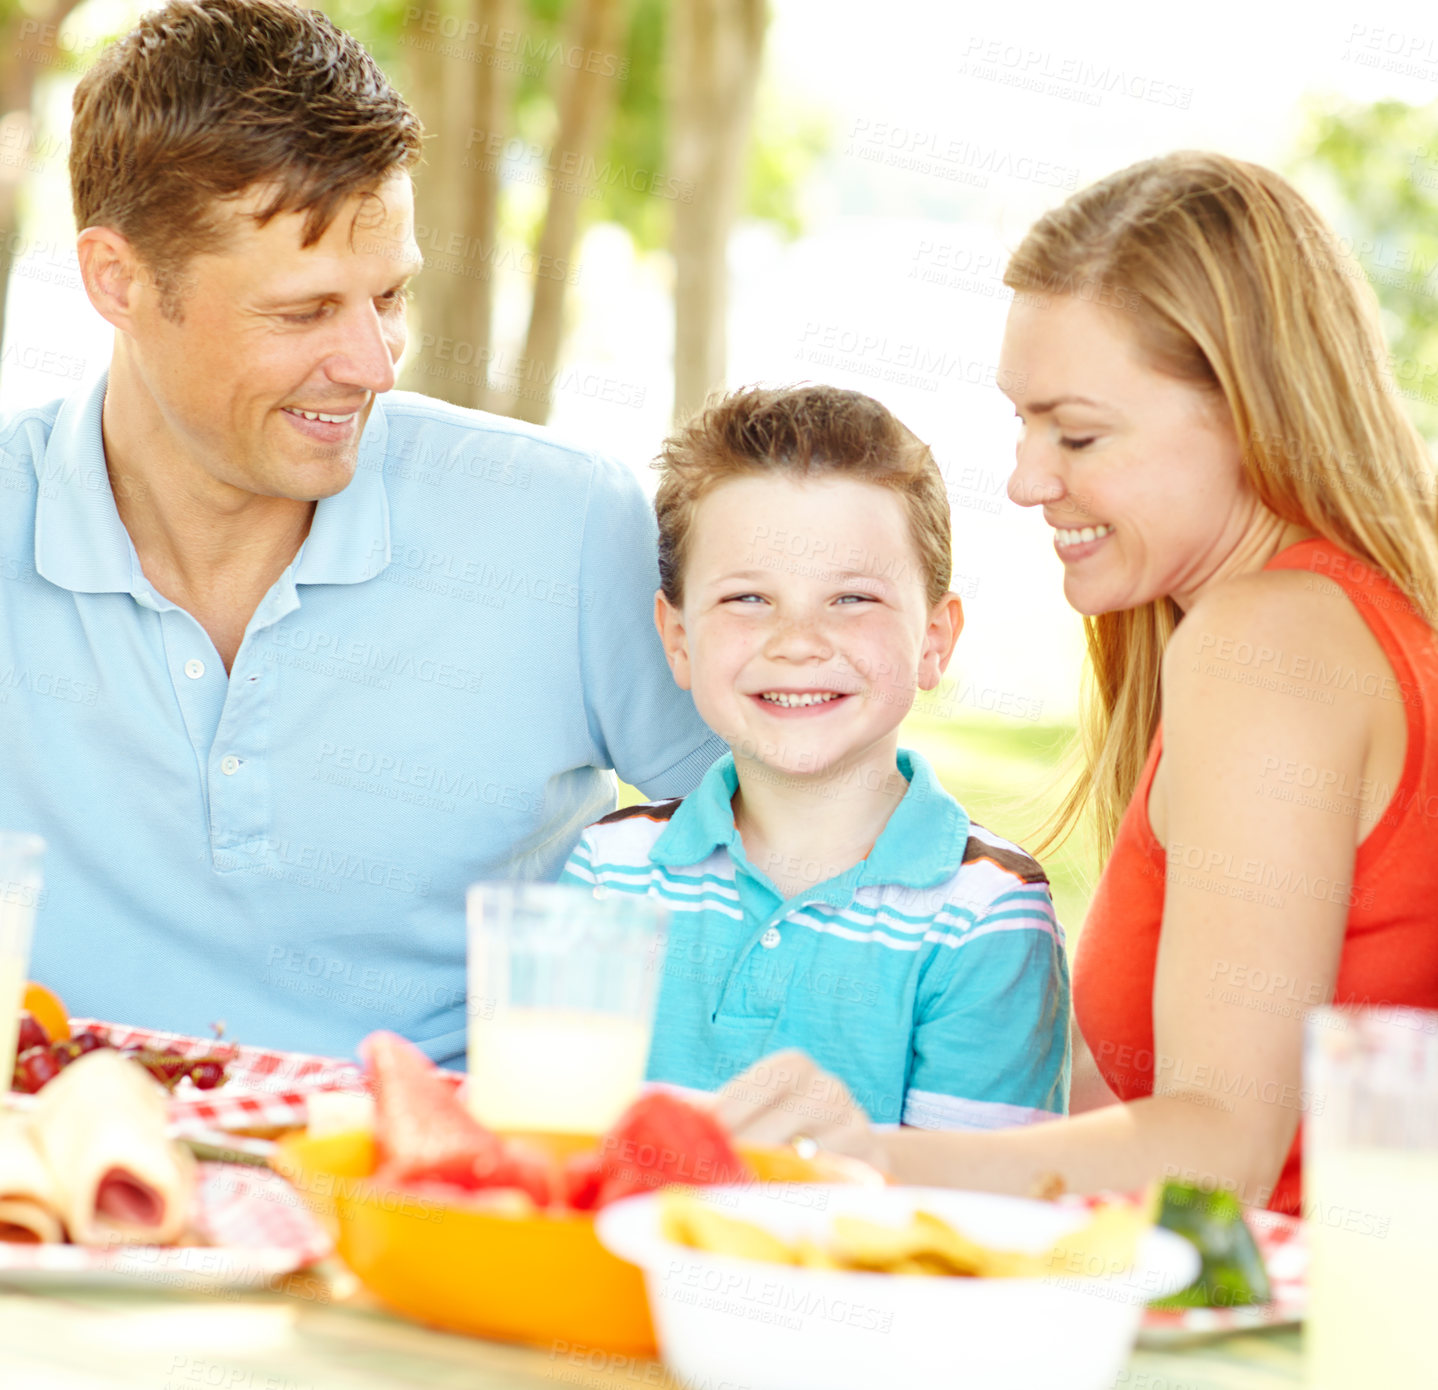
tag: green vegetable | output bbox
[1149,1181,1271,1309]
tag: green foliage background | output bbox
[319,0,828,254]
[30,5,1438,947]
[1290,98,1438,441]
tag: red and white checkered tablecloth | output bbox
[1062,1192,1306,1343]
[1139,1207,1306,1342]
[74,1019,369,1135]
[0,1162,332,1283]
[192,1161,335,1265]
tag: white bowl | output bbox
[597,1185,1199,1390]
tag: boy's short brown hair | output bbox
[655,384,953,607]
[70,0,423,313]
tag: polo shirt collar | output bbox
[861,749,970,889]
[33,373,135,594]
[651,747,970,890]
[33,373,392,595]
[652,752,743,867]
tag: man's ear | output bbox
[916,592,964,691]
[654,589,692,690]
[76,227,146,332]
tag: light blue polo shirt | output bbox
[560,750,1071,1129]
[0,375,723,1064]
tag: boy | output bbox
[560,385,1069,1130]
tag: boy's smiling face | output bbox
[655,474,962,785]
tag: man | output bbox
[0,0,721,1063]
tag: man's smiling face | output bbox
[124,170,422,502]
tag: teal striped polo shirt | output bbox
[559,749,1071,1129]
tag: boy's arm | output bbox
[576,455,725,800]
[904,884,1071,1130]
[557,833,597,887]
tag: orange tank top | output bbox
[1074,538,1438,1216]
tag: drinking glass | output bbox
[466,883,669,1133]
[1304,1005,1438,1388]
[0,833,45,1088]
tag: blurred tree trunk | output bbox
[498,0,629,424]
[402,0,520,410]
[0,0,89,367]
[668,0,766,423]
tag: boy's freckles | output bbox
[661,473,960,786]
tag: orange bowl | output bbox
[274,1128,882,1354]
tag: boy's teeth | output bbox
[760,691,841,708]
[290,408,356,423]
[1055,523,1115,547]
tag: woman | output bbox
[714,151,1438,1215]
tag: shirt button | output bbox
[184,659,206,680]
[220,755,242,776]
[760,927,781,949]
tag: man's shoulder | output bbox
[377,391,639,493]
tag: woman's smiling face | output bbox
[999,293,1267,616]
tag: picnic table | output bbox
[0,1264,1302,1390]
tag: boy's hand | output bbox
[711,1049,887,1171]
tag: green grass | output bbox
[898,711,1095,942]
[622,712,1096,942]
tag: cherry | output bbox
[16,1012,47,1054]
[155,1053,193,1082]
[124,1049,193,1087]
[69,1031,110,1055]
[188,1060,226,1090]
[12,1045,63,1094]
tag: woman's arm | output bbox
[1068,1020,1121,1115]
[719,572,1384,1201]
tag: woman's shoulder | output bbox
[1150,563,1391,862]
[1164,563,1378,686]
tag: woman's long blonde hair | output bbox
[1004,151,1438,864]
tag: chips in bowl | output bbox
[658,1190,1148,1280]
[599,1184,1199,1390]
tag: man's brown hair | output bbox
[70,0,423,313]
[655,384,953,607]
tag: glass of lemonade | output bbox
[1304,1005,1438,1388]
[465,883,669,1134]
[0,833,45,1089]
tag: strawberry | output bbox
[594,1092,751,1208]
[361,1031,507,1188]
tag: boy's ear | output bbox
[916,592,964,691]
[654,590,693,690]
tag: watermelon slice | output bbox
[361,1031,508,1189]
[359,1037,750,1214]
[594,1092,752,1208]
[561,1151,604,1212]
[487,1141,558,1209]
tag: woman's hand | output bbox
[711,1049,888,1170]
